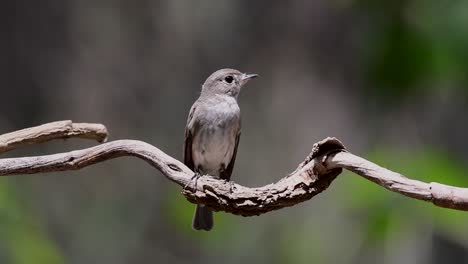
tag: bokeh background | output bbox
[1,1,468,263]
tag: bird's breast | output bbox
[191,100,240,176]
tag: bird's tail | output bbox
[192,205,213,231]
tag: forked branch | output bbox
[0,121,467,215]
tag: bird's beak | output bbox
[241,73,259,82]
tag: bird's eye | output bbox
[224,76,234,83]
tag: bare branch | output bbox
[0,138,343,216]
[0,120,108,154]
[325,151,468,210]
[0,121,467,214]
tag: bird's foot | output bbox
[228,181,235,193]
[184,172,202,190]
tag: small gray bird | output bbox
[184,68,258,231]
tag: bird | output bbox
[183,68,258,231]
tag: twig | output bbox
[0,120,108,154]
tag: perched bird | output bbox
[184,68,258,231]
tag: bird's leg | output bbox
[219,164,235,193]
[184,171,202,190]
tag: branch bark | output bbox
[0,121,467,215]
[0,120,108,154]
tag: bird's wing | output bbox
[183,105,197,171]
[220,131,241,181]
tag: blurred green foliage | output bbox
[361,0,468,97]
[0,179,64,264]
[338,146,468,245]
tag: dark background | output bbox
[1,1,468,263]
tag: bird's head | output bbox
[202,68,258,98]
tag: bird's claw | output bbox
[228,181,235,193]
[184,172,202,190]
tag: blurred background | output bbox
[1,0,468,263]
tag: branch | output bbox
[0,120,108,154]
[0,138,343,216]
[325,152,468,210]
[0,122,467,215]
